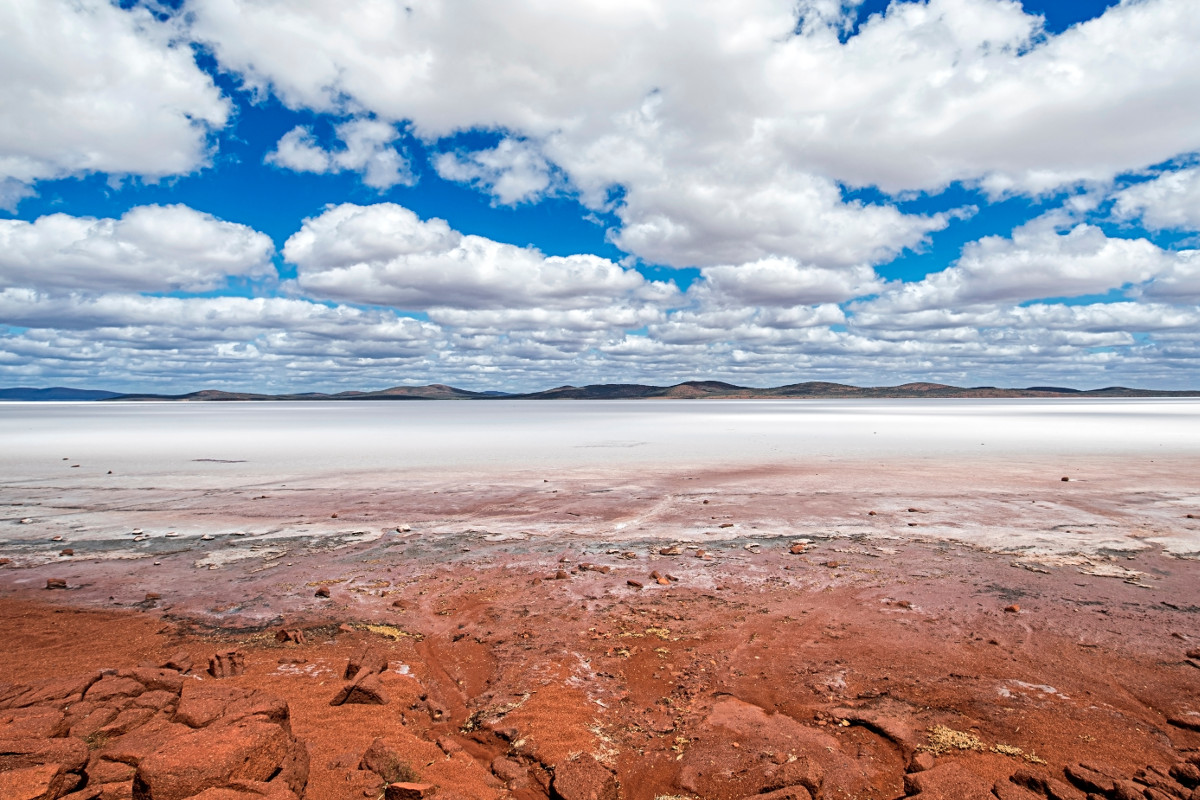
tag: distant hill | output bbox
[4,381,1198,401]
[0,386,123,401]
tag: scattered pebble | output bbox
[1005,604,1021,613]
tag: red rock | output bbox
[86,676,146,702]
[120,668,184,694]
[390,599,405,608]
[98,707,157,737]
[492,756,525,783]
[133,716,296,800]
[87,756,136,784]
[551,754,618,800]
[762,756,823,795]
[69,705,121,739]
[626,580,643,589]
[61,549,75,556]
[173,684,289,731]
[0,707,68,739]
[206,651,245,679]
[273,629,305,645]
[1172,760,1200,787]
[1065,763,1116,794]
[789,544,806,555]
[1010,769,1086,800]
[95,720,192,769]
[0,763,77,800]
[46,578,68,590]
[384,784,433,800]
[0,736,89,774]
[1004,604,1021,613]
[1187,647,1200,660]
[907,752,936,773]
[435,737,461,755]
[344,647,389,681]
[144,593,160,602]
[903,761,994,799]
[329,672,389,706]
[314,587,330,598]
[658,546,681,555]
[992,779,1044,800]
[554,570,569,580]
[359,738,416,783]
[159,651,193,674]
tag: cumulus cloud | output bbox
[434,139,554,205]
[697,258,882,306]
[1112,167,1200,232]
[0,0,228,194]
[266,118,414,189]
[859,215,1176,314]
[0,205,274,293]
[283,202,676,309]
[188,0,1200,270]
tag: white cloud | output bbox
[860,214,1175,314]
[266,118,414,189]
[1112,167,1200,232]
[434,139,554,205]
[697,258,882,306]
[188,0,1200,271]
[283,202,676,309]
[0,205,274,293]
[0,0,228,193]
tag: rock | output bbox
[551,754,618,800]
[762,756,823,795]
[330,672,389,706]
[789,544,806,555]
[0,736,89,774]
[1064,764,1116,794]
[144,593,160,602]
[554,570,569,580]
[992,779,1044,800]
[492,756,526,783]
[659,546,681,556]
[344,647,389,681]
[359,738,416,783]
[133,715,300,800]
[0,762,77,800]
[1108,780,1146,800]
[273,630,305,645]
[908,752,936,773]
[85,676,146,702]
[435,737,461,756]
[739,788,811,800]
[206,651,245,679]
[1168,714,1200,732]
[174,684,289,731]
[1172,761,1200,787]
[1061,477,1070,482]
[60,549,74,556]
[384,784,433,800]
[46,578,68,590]
[120,668,184,695]
[903,762,995,799]
[0,558,11,565]
[1187,648,1200,660]
[626,580,643,589]
[1009,769,1086,800]
[314,587,330,598]
[390,599,406,608]
[1004,604,1021,613]
[159,651,193,674]
[830,708,917,758]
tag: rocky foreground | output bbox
[3,528,1200,800]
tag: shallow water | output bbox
[2,398,1198,482]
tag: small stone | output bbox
[46,578,67,589]
[160,649,193,673]
[718,522,734,528]
[315,586,331,598]
[554,570,569,580]
[391,599,405,608]
[1187,647,1200,659]
[627,580,643,589]
[551,754,618,800]
[385,783,433,800]
[436,737,462,755]
[331,672,390,706]
[907,752,935,773]
[659,546,682,556]
[1061,476,1070,481]
[144,592,161,602]
[60,548,74,556]
[789,544,806,555]
[52,535,63,541]
[1004,604,1020,613]
[491,756,526,783]
[620,551,638,559]
[867,511,877,516]
[19,517,33,524]
[0,558,10,565]
[331,513,338,518]
[275,628,306,645]
[907,507,920,512]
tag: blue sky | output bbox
[2,0,1199,392]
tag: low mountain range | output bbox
[2,380,1198,401]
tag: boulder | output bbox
[330,672,389,706]
[133,716,299,800]
[0,762,78,800]
[85,676,145,702]
[174,684,289,731]
[384,784,433,800]
[344,647,389,681]
[359,738,416,784]
[0,736,90,773]
[273,630,305,646]
[206,651,245,679]
[551,754,619,800]
[159,652,193,674]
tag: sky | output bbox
[2,0,1199,393]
